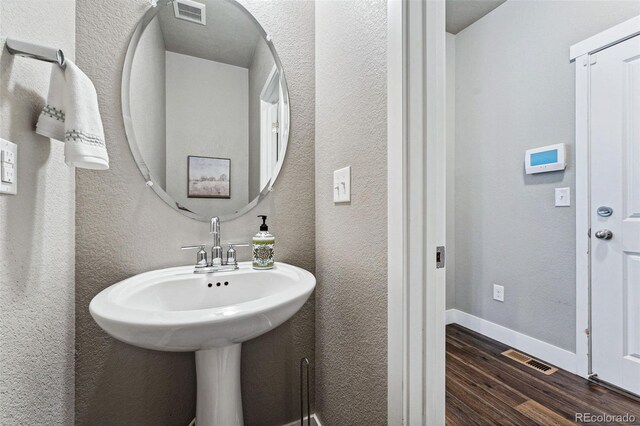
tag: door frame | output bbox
[260,65,281,189]
[387,0,447,424]
[571,15,640,379]
[389,7,640,419]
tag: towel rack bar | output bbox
[5,38,65,68]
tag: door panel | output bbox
[625,254,640,359]
[590,34,640,395]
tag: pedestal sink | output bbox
[89,262,315,426]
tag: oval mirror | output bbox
[123,0,289,221]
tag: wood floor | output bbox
[446,324,640,425]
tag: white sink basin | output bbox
[90,262,314,351]
[90,262,315,426]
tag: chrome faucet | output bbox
[210,217,223,266]
[181,216,249,273]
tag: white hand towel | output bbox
[35,60,109,170]
[35,66,65,141]
[62,61,109,170]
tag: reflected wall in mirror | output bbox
[123,0,289,221]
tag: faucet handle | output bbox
[181,244,208,268]
[226,243,249,266]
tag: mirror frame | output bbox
[122,0,290,222]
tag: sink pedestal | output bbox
[195,344,243,426]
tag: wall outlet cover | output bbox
[493,284,505,302]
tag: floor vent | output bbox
[502,349,558,375]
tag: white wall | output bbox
[453,0,640,352]
[0,0,75,423]
[165,51,249,216]
[130,17,167,188]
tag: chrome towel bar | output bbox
[5,38,66,68]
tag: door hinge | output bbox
[436,246,445,269]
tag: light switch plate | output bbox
[333,166,351,203]
[1,138,17,195]
[555,187,570,207]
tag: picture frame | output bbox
[187,156,231,199]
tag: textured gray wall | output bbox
[454,0,640,352]
[0,0,76,423]
[315,0,387,424]
[75,0,314,424]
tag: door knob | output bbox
[594,229,613,240]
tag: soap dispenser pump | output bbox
[252,215,274,270]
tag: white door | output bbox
[259,101,279,189]
[590,34,640,395]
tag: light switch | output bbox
[1,138,17,195]
[1,148,15,164]
[555,187,570,207]
[333,166,351,203]
[1,163,14,183]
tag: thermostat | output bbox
[525,143,566,174]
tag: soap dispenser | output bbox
[252,215,274,270]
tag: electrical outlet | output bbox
[493,284,504,302]
[555,187,570,207]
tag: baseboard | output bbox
[445,308,458,325]
[446,309,577,373]
[281,414,323,426]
